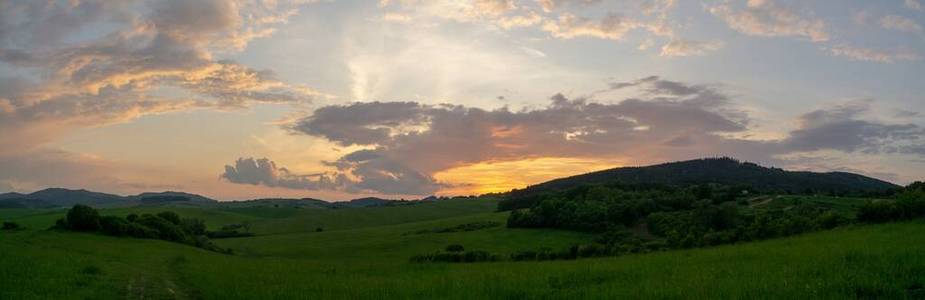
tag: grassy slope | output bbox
[1,198,924,299]
[0,198,498,234]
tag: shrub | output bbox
[315,227,323,232]
[2,221,21,230]
[181,218,207,236]
[815,211,845,229]
[156,211,181,225]
[53,218,69,230]
[577,243,605,258]
[411,250,498,263]
[80,265,103,276]
[66,204,101,231]
[99,216,129,236]
[125,222,159,239]
[126,213,139,222]
[206,230,255,239]
[136,214,191,243]
[857,201,899,223]
[445,244,465,252]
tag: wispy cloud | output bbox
[879,15,923,34]
[906,0,923,11]
[709,0,829,42]
[660,39,725,57]
[828,45,921,63]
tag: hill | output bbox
[508,157,899,201]
[0,188,432,209]
[0,188,219,208]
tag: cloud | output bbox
[230,77,753,195]
[377,0,693,56]
[220,76,925,195]
[541,12,672,41]
[221,157,444,195]
[497,11,543,29]
[783,101,924,154]
[660,39,725,57]
[536,0,603,13]
[827,45,921,63]
[709,0,829,42]
[221,157,343,190]
[907,0,923,11]
[472,0,517,17]
[0,0,322,151]
[879,15,923,34]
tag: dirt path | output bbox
[125,257,201,300]
[748,195,779,207]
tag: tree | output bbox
[100,216,129,236]
[137,214,190,243]
[66,204,101,231]
[181,218,207,236]
[157,211,181,225]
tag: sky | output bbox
[1,0,924,200]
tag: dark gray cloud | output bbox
[784,102,923,154]
[292,102,429,146]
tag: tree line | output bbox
[54,204,232,253]
[502,181,925,258]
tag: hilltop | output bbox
[509,157,898,200]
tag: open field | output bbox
[2,197,924,299]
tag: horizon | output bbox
[2,0,924,201]
[1,156,905,201]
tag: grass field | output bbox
[1,198,924,299]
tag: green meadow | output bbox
[1,198,924,299]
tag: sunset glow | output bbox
[434,157,625,195]
[1,0,923,200]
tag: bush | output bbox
[857,201,899,223]
[66,204,101,231]
[99,216,130,236]
[136,214,191,243]
[316,227,323,232]
[445,244,465,252]
[156,211,181,225]
[181,218,207,236]
[577,243,605,257]
[206,230,254,239]
[54,218,69,230]
[411,250,498,263]
[2,221,21,230]
[125,222,159,239]
[126,213,139,222]
[815,212,845,229]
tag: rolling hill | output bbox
[0,188,431,209]
[509,157,899,200]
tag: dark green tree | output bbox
[66,204,101,231]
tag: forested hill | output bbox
[510,158,899,198]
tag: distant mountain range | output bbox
[0,189,429,209]
[510,157,900,199]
